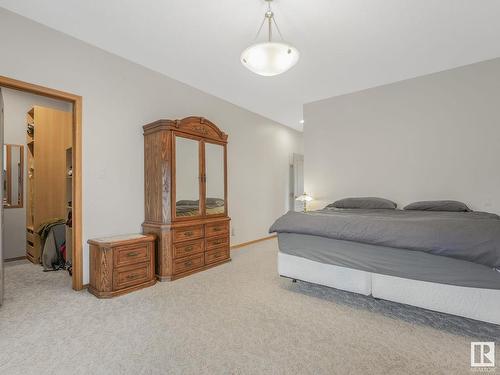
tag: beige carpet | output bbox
[0,238,498,375]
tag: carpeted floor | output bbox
[0,238,499,374]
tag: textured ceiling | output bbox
[1,0,500,130]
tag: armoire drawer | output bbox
[173,253,204,274]
[113,263,151,290]
[114,243,151,267]
[173,225,204,243]
[206,235,229,250]
[173,239,204,259]
[205,222,229,238]
[205,248,230,265]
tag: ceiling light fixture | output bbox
[241,0,300,76]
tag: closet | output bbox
[26,106,71,263]
[142,116,230,280]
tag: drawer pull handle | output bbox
[184,246,194,252]
[126,274,139,280]
[184,231,194,237]
[213,239,225,245]
[127,252,139,257]
[184,260,193,267]
[215,252,222,258]
[213,227,223,232]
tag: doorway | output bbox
[0,76,82,302]
[289,153,304,212]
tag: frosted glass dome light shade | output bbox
[241,42,300,76]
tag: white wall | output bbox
[1,88,71,260]
[304,58,500,214]
[0,8,302,283]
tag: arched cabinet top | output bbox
[143,116,228,142]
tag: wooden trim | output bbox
[230,235,277,250]
[143,117,228,142]
[4,256,27,262]
[0,75,83,291]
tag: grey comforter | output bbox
[269,209,500,269]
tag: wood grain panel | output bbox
[172,253,204,274]
[113,263,151,290]
[32,106,71,227]
[89,245,113,293]
[172,225,204,243]
[173,239,204,259]
[144,130,172,223]
[113,243,151,268]
[206,235,229,250]
[205,247,230,265]
[205,222,229,237]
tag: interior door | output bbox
[203,141,226,216]
[291,153,304,212]
[173,134,202,219]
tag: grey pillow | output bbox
[326,197,397,210]
[404,200,471,212]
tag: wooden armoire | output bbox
[142,116,230,281]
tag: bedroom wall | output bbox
[0,8,303,283]
[1,88,71,260]
[304,58,500,214]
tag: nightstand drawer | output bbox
[205,247,229,265]
[173,225,204,243]
[206,235,229,250]
[113,263,152,290]
[173,239,204,259]
[114,243,151,267]
[26,230,35,243]
[173,253,204,274]
[205,222,229,238]
[26,242,35,258]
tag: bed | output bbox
[270,206,500,325]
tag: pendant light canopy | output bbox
[241,0,299,76]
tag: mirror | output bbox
[3,144,24,208]
[205,142,225,215]
[175,136,200,217]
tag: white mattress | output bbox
[278,252,500,325]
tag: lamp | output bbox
[295,193,313,212]
[241,0,300,76]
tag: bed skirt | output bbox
[278,252,500,325]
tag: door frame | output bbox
[0,75,83,291]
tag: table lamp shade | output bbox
[295,193,313,202]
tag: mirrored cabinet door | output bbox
[175,136,201,218]
[204,142,225,216]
